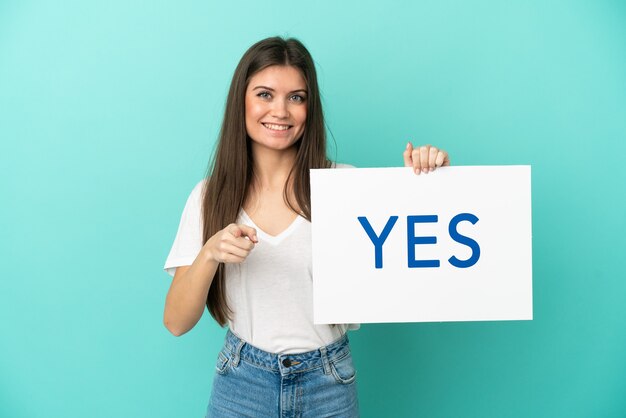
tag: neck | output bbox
[250,143,298,190]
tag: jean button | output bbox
[282,358,291,367]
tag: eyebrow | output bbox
[252,85,308,94]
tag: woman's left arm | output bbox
[403,142,450,175]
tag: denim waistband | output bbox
[222,328,351,376]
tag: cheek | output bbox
[245,101,256,120]
[245,105,262,132]
[295,106,307,126]
[245,95,264,116]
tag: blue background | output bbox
[1,1,625,417]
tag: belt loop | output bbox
[231,338,245,367]
[320,346,331,375]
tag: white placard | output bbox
[310,166,532,324]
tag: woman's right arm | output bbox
[163,224,258,336]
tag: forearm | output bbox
[163,247,219,336]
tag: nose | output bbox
[270,99,290,119]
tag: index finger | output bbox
[232,224,258,243]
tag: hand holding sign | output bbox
[403,143,450,174]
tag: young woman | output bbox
[163,37,450,417]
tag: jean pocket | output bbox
[215,350,231,375]
[329,353,357,385]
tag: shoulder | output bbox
[191,178,207,195]
[185,178,208,205]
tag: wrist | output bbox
[200,246,217,264]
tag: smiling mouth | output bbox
[262,122,292,131]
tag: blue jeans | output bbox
[206,329,360,417]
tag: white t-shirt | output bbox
[163,165,360,354]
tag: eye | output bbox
[290,94,306,103]
[257,91,272,99]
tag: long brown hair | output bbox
[201,37,331,326]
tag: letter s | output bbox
[448,213,480,268]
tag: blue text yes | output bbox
[357,213,480,269]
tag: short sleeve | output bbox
[163,179,206,277]
[334,323,361,333]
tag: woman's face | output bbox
[245,65,307,153]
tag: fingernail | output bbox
[406,142,411,150]
[415,168,420,175]
[422,168,428,173]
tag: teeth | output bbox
[263,123,290,131]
